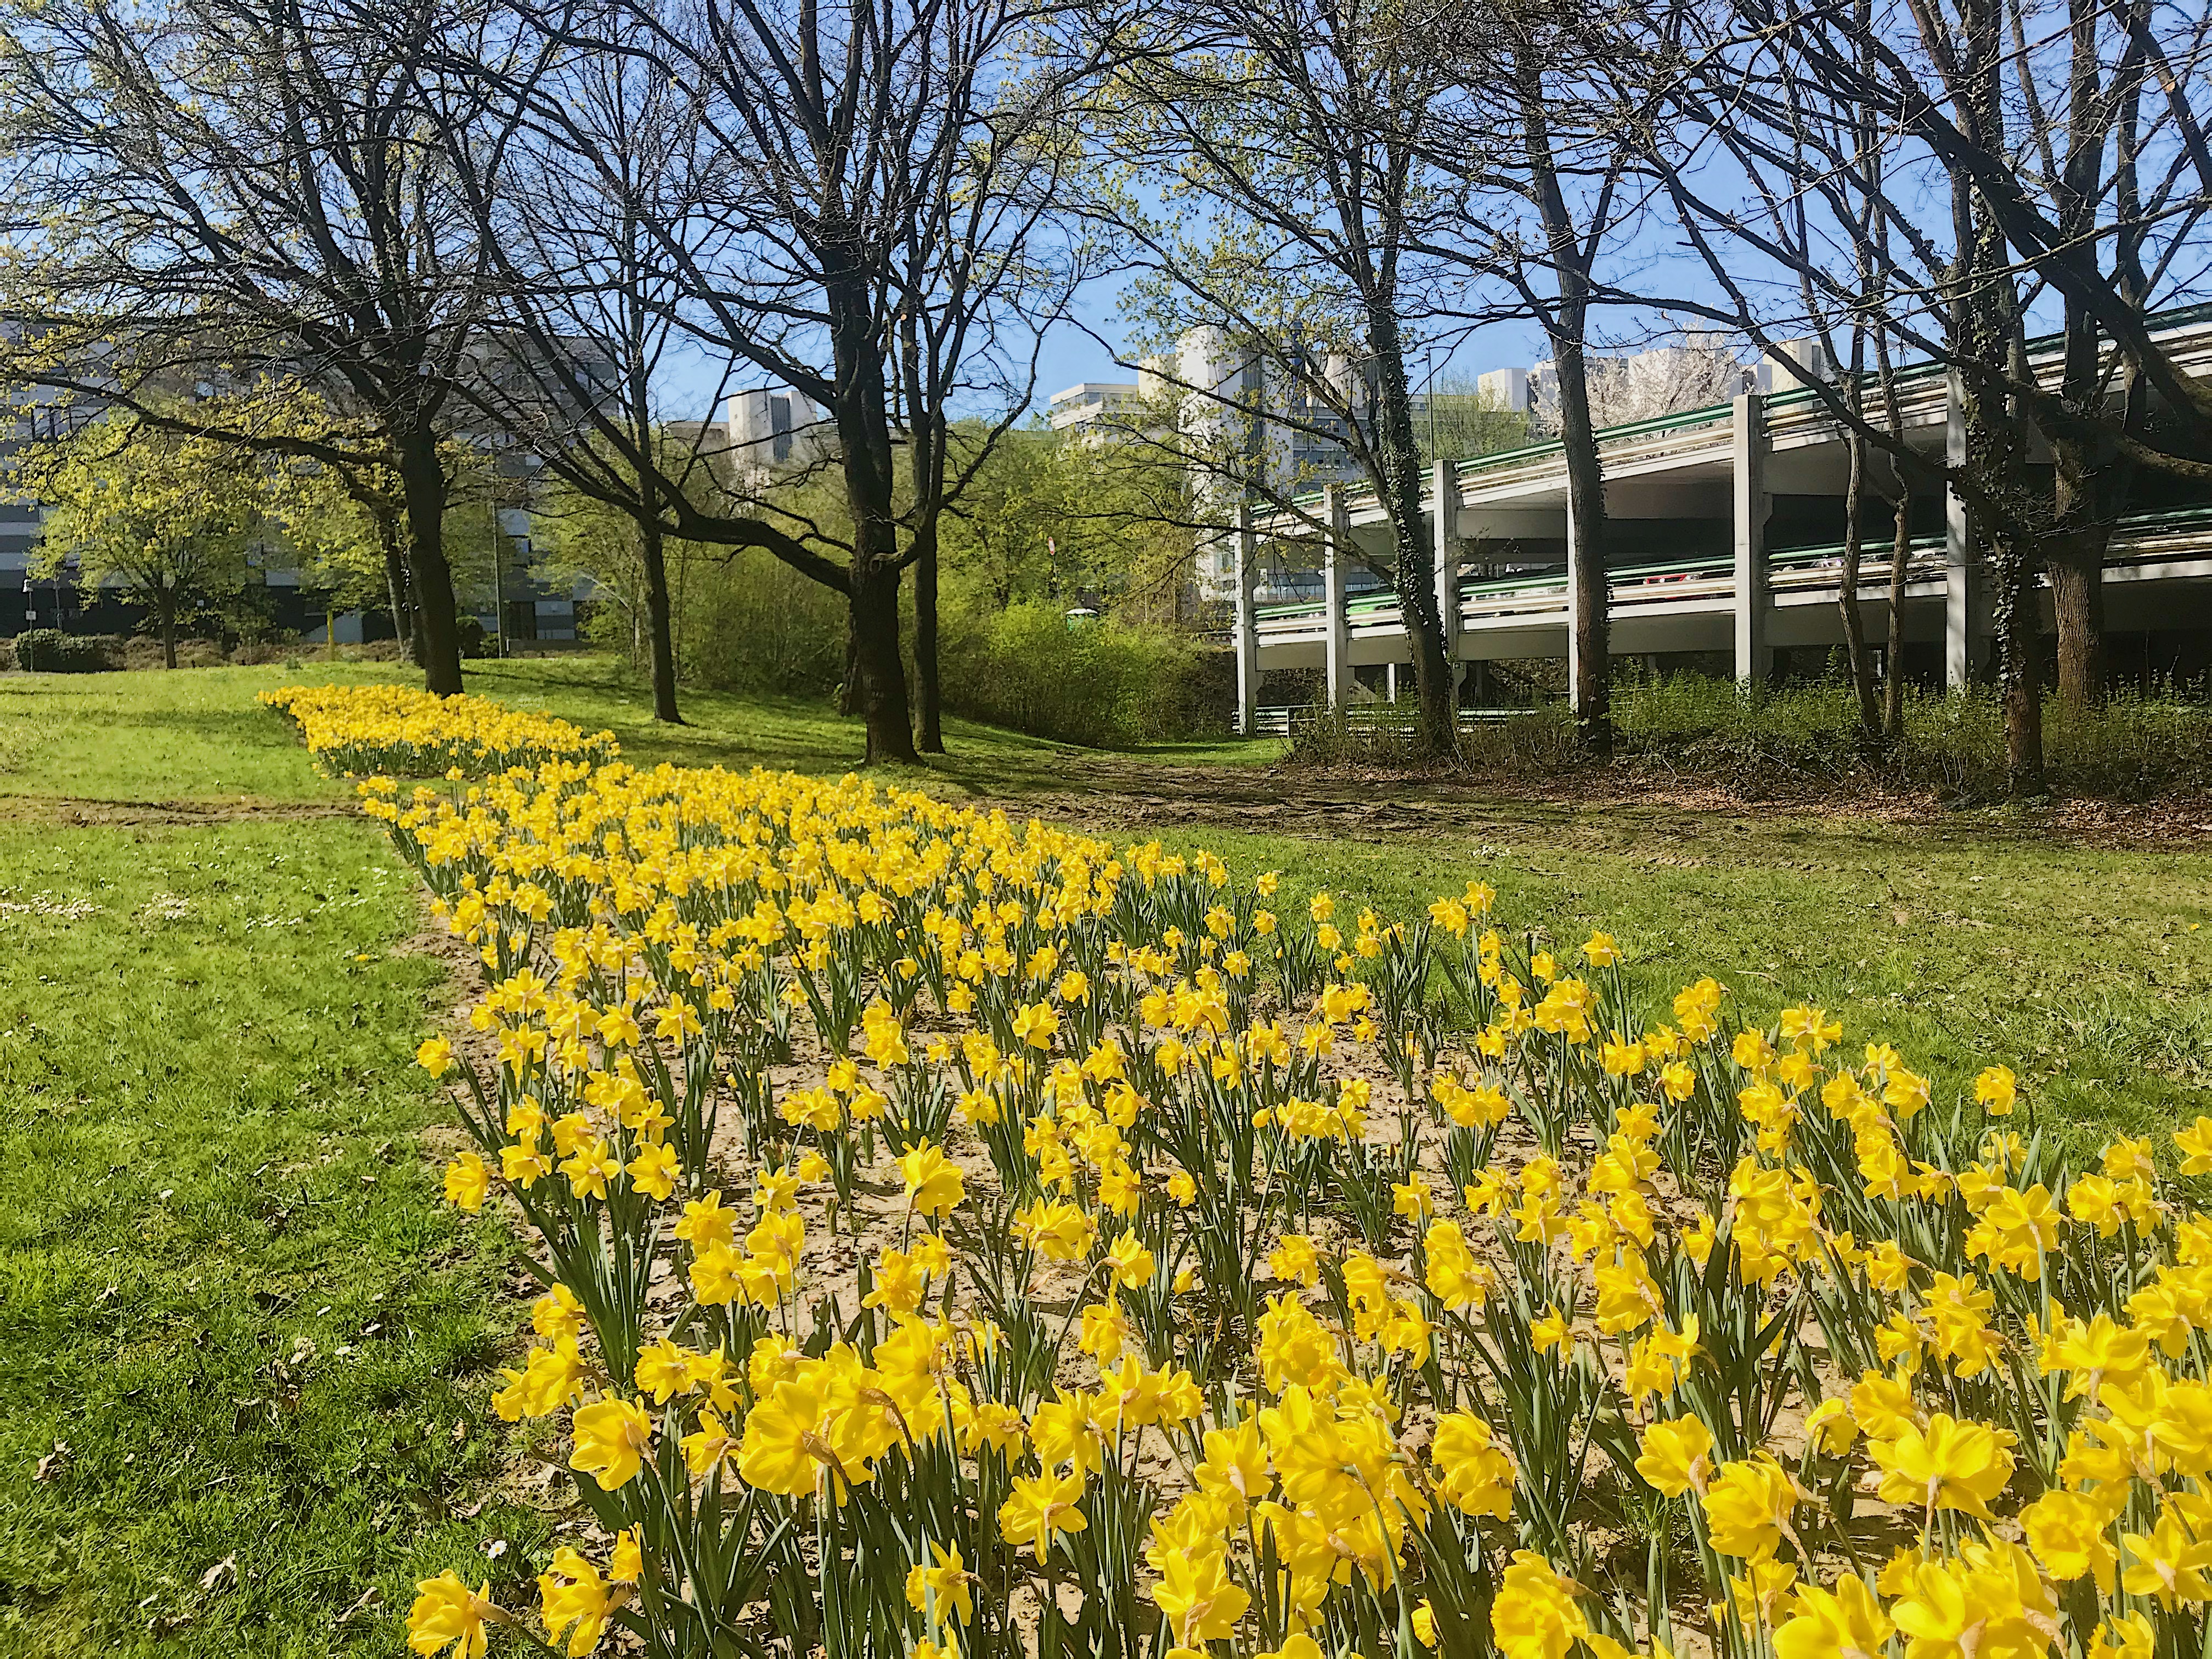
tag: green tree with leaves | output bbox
[20,413,259,667]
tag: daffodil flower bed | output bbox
[261,683,619,778]
[317,682,2212,1659]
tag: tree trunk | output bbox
[394,422,464,696]
[381,533,416,663]
[639,514,682,724]
[1882,488,1911,738]
[2049,314,2121,713]
[1367,302,1455,759]
[1554,342,1611,754]
[1838,430,1880,740]
[1955,0,2042,794]
[2047,527,2105,711]
[1993,534,2046,793]
[915,524,944,753]
[837,624,862,716]
[825,261,918,763]
[849,560,918,764]
[623,236,681,726]
[159,594,178,669]
[1518,57,1610,755]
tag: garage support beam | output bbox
[1432,459,1462,686]
[1944,370,1979,689]
[1324,484,1351,710]
[1233,504,1259,735]
[1733,391,1771,685]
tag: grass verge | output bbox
[0,809,542,1655]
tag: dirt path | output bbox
[0,794,358,827]
[979,754,2212,851]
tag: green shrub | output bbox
[13,629,117,673]
[1286,702,1579,771]
[677,547,848,695]
[1290,668,2212,798]
[940,603,1228,748]
[1611,671,2212,799]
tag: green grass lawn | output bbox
[1175,812,2212,1164]
[0,722,549,1652]
[1,652,2208,1652]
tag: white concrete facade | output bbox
[1233,308,2212,714]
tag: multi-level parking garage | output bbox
[1227,307,2212,730]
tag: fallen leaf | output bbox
[338,1584,385,1623]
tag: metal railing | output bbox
[1233,703,1539,737]
[1261,304,2212,533]
[1249,509,2212,637]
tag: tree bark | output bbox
[381,531,415,663]
[1367,304,1456,759]
[1839,428,1881,739]
[915,523,943,753]
[848,560,918,764]
[2047,488,2107,711]
[825,260,919,764]
[159,592,178,668]
[1882,488,1911,738]
[1554,341,1611,753]
[394,422,465,697]
[1518,60,1610,755]
[1955,0,2042,794]
[1995,539,2045,790]
[639,514,682,724]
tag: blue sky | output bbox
[655,269,1552,425]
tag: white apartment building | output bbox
[1047,382,1147,437]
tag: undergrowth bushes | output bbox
[672,563,1229,748]
[939,602,1229,748]
[673,548,849,696]
[12,628,119,672]
[1288,672,2212,799]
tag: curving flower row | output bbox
[303,681,2212,1659]
[262,682,619,778]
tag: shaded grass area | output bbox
[0,818,545,1655]
[454,657,1276,791]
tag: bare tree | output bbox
[1421,14,1638,753]
[424,0,1085,763]
[432,34,707,723]
[1081,0,1474,755]
[0,0,513,694]
[1631,0,2212,783]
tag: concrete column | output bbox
[1232,504,1260,735]
[1733,391,1771,686]
[1564,483,1593,715]
[1944,370,1978,689]
[1431,459,1462,686]
[1385,662,1398,702]
[1323,484,1351,710]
